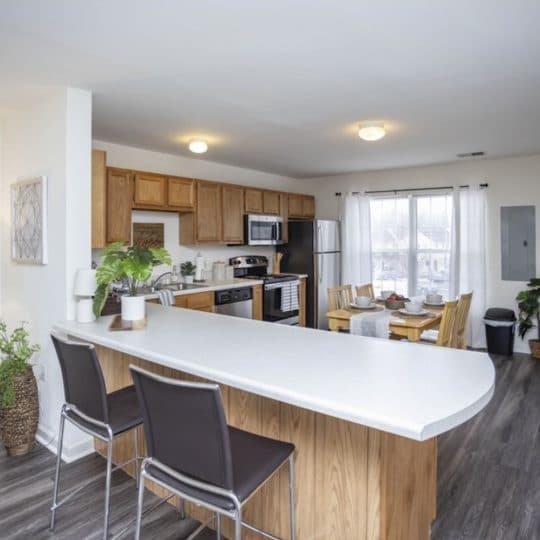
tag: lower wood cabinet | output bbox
[106,168,133,244]
[175,291,214,311]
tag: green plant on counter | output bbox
[0,321,40,409]
[180,261,196,277]
[516,278,540,340]
[93,242,172,318]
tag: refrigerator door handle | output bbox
[319,254,323,284]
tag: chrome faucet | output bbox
[150,272,172,290]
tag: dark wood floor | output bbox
[1,352,539,539]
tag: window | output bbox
[370,194,453,298]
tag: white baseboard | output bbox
[36,424,95,463]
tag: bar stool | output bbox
[50,334,144,540]
[130,365,296,540]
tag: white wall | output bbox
[301,154,540,353]
[92,140,308,274]
[0,88,92,460]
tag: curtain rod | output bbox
[334,183,488,197]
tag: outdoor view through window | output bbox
[370,194,453,298]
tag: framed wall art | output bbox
[11,176,48,265]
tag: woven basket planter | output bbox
[529,340,540,360]
[0,367,39,456]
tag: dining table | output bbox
[327,301,445,341]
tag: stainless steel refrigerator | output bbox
[278,219,340,329]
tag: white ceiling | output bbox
[1,0,540,178]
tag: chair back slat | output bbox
[51,334,109,423]
[130,366,234,491]
[436,300,459,347]
[356,283,375,299]
[327,285,353,311]
[453,292,473,349]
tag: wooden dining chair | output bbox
[452,292,473,349]
[420,300,458,347]
[328,285,353,311]
[356,283,375,299]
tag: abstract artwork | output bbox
[11,176,48,264]
[133,223,164,248]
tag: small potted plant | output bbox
[93,242,171,321]
[180,261,196,284]
[0,321,40,456]
[516,278,540,359]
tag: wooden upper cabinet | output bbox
[288,194,304,218]
[263,191,280,215]
[133,172,166,207]
[279,193,289,244]
[288,194,315,218]
[91,149,107,249]
[303,195,315,218]
[245,189,263,213]
[106,168,133,244]
[194,181,222,242]
[222,185,244,244]
[168,177,194,210]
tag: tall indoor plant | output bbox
[93,242,171,321]
[0,321,40,456]
[516,278,540,359]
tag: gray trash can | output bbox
[484,308,516,356]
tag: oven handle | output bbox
[264,280,300,291]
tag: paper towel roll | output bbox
[195,253,204,281]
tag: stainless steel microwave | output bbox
[245,214,284,245]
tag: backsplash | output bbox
[91,210,275,279]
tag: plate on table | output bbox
[350,303,377,310]
[398,308,429,317]
[423,301,445,307]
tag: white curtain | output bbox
[449,186,487,348]
[340,192,372,286]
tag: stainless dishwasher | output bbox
[214,287,253,318]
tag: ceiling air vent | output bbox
[457,151,485,158]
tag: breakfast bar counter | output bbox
[54,304,494,540]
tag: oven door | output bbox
[263,280,300,324]
[246,215,283,245]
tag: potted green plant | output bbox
[93,242,171,321]
[180,261,196,284]
[516,278,540,359]
[0,321,40,456]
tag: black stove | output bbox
[241,273,298,284]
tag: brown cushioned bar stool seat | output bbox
[50,334,144,540]
[130,365,296,540]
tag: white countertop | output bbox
[143,278,263,300]
[54,304,495,441]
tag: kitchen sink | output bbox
[156,283,205,291]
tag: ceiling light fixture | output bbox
[358,123,386,142]
[189,139,208,154]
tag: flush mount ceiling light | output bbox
[188,139,208,153]
[358,123,386,142]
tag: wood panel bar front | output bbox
[94,345,437,540]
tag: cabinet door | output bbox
[92,149,107,248]
[303,195,315,218]
[133,173,166,207]
[168,177,194,209]
[106,168,133,244]
[196,181,222,242]
[263,191,280,215]
[279,193,289,244]
[288,194,304,218]
[222,185,244,243]
[175,296,188,308]
[186,291,214,311]
[245,189,263,213]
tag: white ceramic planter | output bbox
[183,275,194,284]
[121,295,146,321]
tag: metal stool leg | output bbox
[234,507,242,540]
[178,498,186,520]
[215,512,221,539]
[134,466,146,540]
[103,432,113,540]
[134,427,140,489]
[49,410,66,531]
[288,455,296,540]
